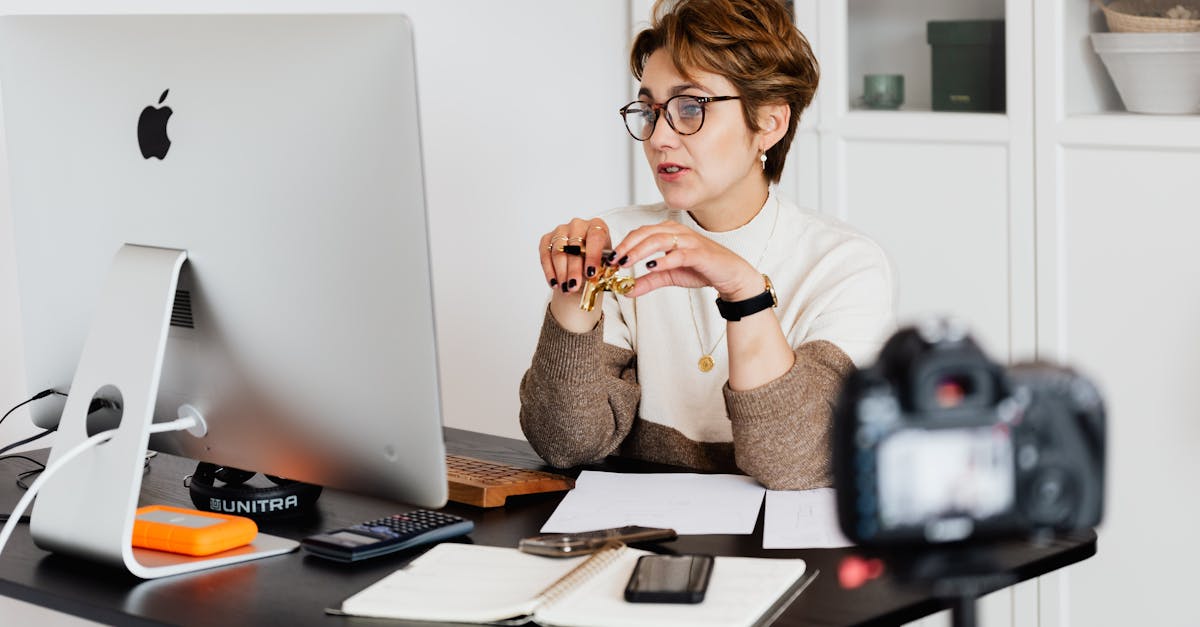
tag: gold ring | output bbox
[591,225,606,231]
[568,236,584,243]
[553,235,570,242]
[670,235,679,251]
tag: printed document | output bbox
[540,471,765,534]
[762,488,853,549]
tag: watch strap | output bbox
[715,275,777,322]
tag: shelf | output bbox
[847,0,1006,111]
[1058,113,1200,149]
[830,109,1010,143]
[1053,0,1200,147]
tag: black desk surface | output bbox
[0,427,1095,627]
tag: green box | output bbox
[927,20,1005,112]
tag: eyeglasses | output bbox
[618,95,741,141]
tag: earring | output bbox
[760,152,767,171]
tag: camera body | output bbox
[833,320,1105,546]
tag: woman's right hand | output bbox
[539,217,611,332]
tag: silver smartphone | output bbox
[518,526,677,557]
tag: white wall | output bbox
[388,1,631,439]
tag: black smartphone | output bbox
[624,554,714,604]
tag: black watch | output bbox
[715,275,778,322]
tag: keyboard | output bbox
[446,454,574,507]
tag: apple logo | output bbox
[137,89,173,160]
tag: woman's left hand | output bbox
[611,221,763,301]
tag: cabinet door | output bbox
[1038,147,1200,627]
[840,140,1013,356]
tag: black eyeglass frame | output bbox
[618,95,741,141]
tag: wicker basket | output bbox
[1096,0,1200,32]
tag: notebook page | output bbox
[535,549,808,627]
[338,543,588,623]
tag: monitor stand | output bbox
[29,244,298,578]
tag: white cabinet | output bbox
[1033,3,1200,627]
[806,0,1036,362]
[807,4,1032,625]
[800,1,1200,626]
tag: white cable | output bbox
[149,416,198,435]
[0,416,199,557]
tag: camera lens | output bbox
[1022,466,1079,527]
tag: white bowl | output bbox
[1091,32,1200,114]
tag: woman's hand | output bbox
[613,220,793,390]
[610,221,762,301]
[538,217,612,332]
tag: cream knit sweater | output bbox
[520,190,895,489]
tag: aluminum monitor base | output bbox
[29,245,296,578]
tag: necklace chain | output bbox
[686,192,781,372]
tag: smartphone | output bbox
[624,553,714,604]
[518,526,677,557]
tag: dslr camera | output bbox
[833,320,1105,546]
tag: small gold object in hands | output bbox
[579,264,635,312]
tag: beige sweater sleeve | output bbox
[724,339,855,490]
[519,307,640,468]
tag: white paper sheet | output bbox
[540,471,765,535]
[763,488,854,549]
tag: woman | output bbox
[520,0,894,489]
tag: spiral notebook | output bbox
[328,542,814,627]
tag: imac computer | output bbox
[0,12,446,577]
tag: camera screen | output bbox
[876,426,1014,528]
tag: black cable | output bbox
[16,469,41,491]
[3,446,151,492]
[0,391,62,525]
[0,390,147,523]
[0,389,65,430]
[0,430,53,457]
[0,454,46,469]
[1,454,46,491]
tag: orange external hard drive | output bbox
[132,505,258,556]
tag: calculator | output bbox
[299,510,474,562]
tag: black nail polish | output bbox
[646,260,657,269]
[549,278,558,287]
[617,255,628,266]
[568,278,578,289]
[587,266,596,277]
[563,245,583,256]
[561,283,569,293]
[603,251,616,265]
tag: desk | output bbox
[0,427,1095,626]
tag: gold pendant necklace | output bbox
[686,193,781,373]
[687,289,727,372]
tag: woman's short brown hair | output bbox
[631,0,819,183]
